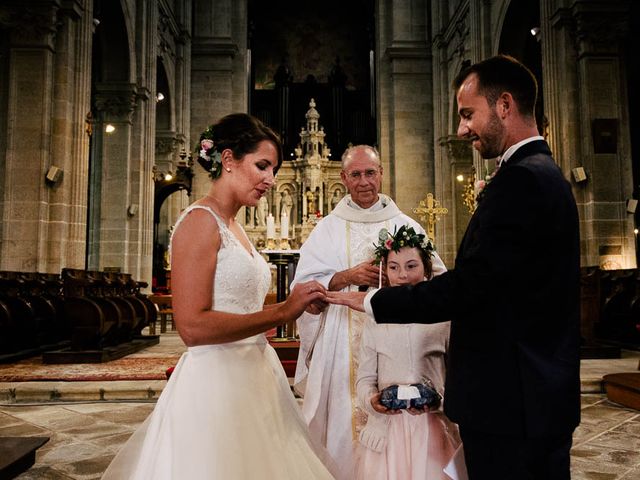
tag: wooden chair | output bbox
[148,295,173,333]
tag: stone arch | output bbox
[156,60,172,130]
[92,0,133,83]
[153,55,192,290]
[493,0,512,56]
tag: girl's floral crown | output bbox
[196,125,223,179]
[373,225,434,264]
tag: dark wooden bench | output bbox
[595,269,639,349]
[603,372,640,411]
[0,436,49,479]
[42,269,159,363]
[0,272,68,363]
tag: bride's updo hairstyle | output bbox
[196,113,283,179]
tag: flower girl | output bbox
[355,225,466,480]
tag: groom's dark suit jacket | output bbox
[371,140,580,438]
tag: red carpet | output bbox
[0,356,181,382]
[0,339,300,382]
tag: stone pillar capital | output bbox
[571,1,631,57]
[155,131,180,155]
[93,83,138,123]
[440,135,472,164]
[1,1,60,49]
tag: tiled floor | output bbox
[0,402,154,479]
[1,333,639,479]
[573,395,640,479]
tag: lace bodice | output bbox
[171,205,271,315]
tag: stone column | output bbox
[175,0,192,165]
[126,0,158,284]
[48,0,93,272]
[190,0,247,202]
[429,3,471,264]
[57,0,94,272]
[376,0,434,217]
[0,1,59,272]
[441,136,474,252]
[557,0,634,269]
[541,1,588,262]
[469,0,491,61]
[89,83,137,271]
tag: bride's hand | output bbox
[306,298,328,315]
[281,281,327,319]
[325,291,367,312]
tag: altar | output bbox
[241,99,344,250]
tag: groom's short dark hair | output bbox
[453,54,538,118]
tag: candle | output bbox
[266,213,275,238]
[280,212,289,239]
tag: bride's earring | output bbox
[221,150,232,173]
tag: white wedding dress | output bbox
[103,205,334,479]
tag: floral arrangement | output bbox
[196,125,223,179]
[475,161,501,203]
[474,173,493,203]
[373,225,434,264]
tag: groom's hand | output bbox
[326,291,367,312]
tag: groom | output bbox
[328,55,580,480]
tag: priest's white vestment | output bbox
[292,194,446,478]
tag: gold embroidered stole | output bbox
[346,220,388,441]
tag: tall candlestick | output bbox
[266,213,275,238]
[280,212,289,239]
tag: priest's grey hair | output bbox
[341,144,381,170]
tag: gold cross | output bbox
[413,193,448,240]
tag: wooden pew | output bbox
[0,272,38,353]
[595,269,639,349]
[148,295,173,333]
[43,269,159,363]
[62,268,119,350]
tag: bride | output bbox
[103,113,334,479]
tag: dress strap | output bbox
[170,205,234,252]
